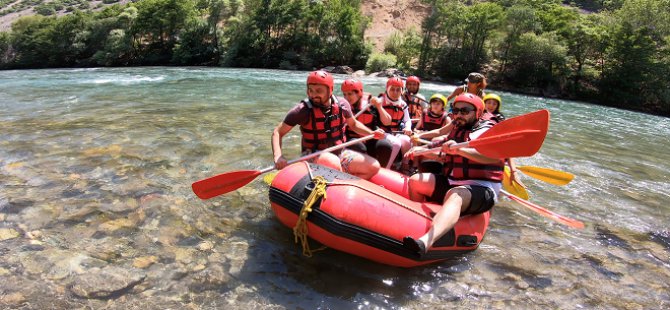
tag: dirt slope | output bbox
[361,0,430,52]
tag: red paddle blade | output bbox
[475,109,550,158]
[192,170,261,199]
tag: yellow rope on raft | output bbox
[293,176,328,257]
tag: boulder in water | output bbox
[70,266,146,299]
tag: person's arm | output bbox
[371,96,392,126]
[416,118,453,140]
[441,140,500,164]
[272,122,294,169]
[347,116,385,139]
[441,124,499,164]
[401,106,412,134]
[446,87,463,102]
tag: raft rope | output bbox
[292,173,328,257]
[327,181,433,221]
[292,162,432,258]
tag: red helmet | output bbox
[454,93,484,118]
[307,70,334,94]
[386,77,404,89]
[407,76,421,85]
[341,79,363,93]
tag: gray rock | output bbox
[352,70,366,78]
[188,264,231,292]
[70,266,146,299]
[331,66,354,74]
[370,68,405,78]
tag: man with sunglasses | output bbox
[272,71,386,180]
[402,93,504,256]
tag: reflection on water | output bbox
[0,67,668,308]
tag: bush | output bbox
[365,52,397,73]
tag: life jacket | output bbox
[403,92,423,119]
[299,96,346,153]
[490,112,506,124]
[442,116,503,182]
[418,110,447,131]
[377,93,407,132]
[347,92,377,139]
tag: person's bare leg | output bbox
[408,173,436,202]
[315,152,342,171]
[418,187,472,249]
[344,151,380,179]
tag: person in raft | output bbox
[446,72,487,103]
[402,93,503,255]
[412,93,451,174]
[341,78,395,164]
[272,71,385,180]
[402,75,427,121]
[482,93,505,123]
[482,93,526,188]
[414,93,449,133]
[369,76,413,170]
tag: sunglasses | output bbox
[452,107,475,115]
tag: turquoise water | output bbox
[0,67,668,308]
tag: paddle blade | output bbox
[192,170,261,199]
[502,190,585,229]
[475,109,550,158]
[518,166,574,186]
[503,166,530,200]
[263,171,278,185]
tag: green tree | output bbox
[384,27,421,72]
[498,5,540,75]
[9,16,53,68]
[0,32,12,68]
[505,32,567,89]
[132,0,198,64]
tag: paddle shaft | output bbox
[273,134,375,171]
[501,189,584,229]
[517,166,574,186]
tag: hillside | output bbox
[0,0,427,51]
[361,0,430,51]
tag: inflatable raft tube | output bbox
[268,162,490,268]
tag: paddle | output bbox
[413,109,549,159]
[192,135,376,199]
[503,166,530,200]
[517,166,574,186]
[413,136,572,186]
[501,189,585,229]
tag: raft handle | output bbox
[457,235,478,247]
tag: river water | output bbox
[0,67,668,309]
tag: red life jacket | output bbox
[347,92,377,139]
[442,118,503,182]
[299,96,346,153]
[377,93,406,132]
[418,110,447,131]
[403,92,423,119]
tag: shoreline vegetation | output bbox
[0,0,668,117]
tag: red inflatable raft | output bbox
[268,162,490,268]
